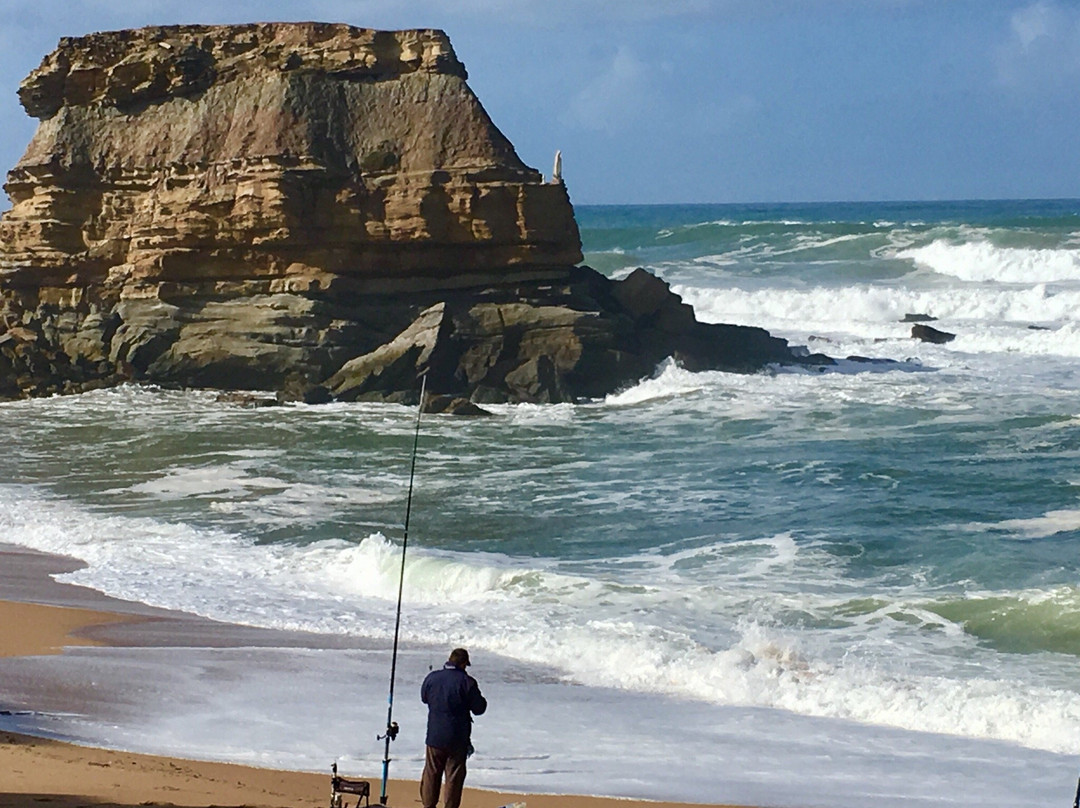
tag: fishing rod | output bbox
[378,371,428,806]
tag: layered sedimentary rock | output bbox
[0,23,827,404]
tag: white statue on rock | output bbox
[551,150,563,184]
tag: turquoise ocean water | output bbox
[3,199,1080,806]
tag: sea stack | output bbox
[0,23,827,403]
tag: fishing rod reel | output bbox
[377,721,399,743]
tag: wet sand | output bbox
[0,599,126,657]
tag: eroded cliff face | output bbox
[0,23,825,404]
[0,23,582,397]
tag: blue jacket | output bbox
[421,663,487,749]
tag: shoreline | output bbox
[0,599,132,658]
[0,544,742,808]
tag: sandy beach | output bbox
[0,546,742,808]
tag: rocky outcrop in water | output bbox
[911,324,956,344]
[323,266,813,404]
[0,23,829,403]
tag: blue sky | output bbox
[1,0,1078,204]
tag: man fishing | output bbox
[420,648,487,808]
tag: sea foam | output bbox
[673,282,1080,357]
[5,481,1080,755]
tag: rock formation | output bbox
[911,324,956,345]
[0,23,829,404]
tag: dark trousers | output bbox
[420,743,468,808]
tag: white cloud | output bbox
[561,46,652,134]
[1010,1,1056,48]
[998,0,1080,87]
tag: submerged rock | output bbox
[911,324,956,344]
[214,391,282,408]
[423,395,492,417]
[845,355,900,365]
[0,23,832,403]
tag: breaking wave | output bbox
[898,240,1080,283]
[673,282,1080,356]
[5,483,1080,754]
